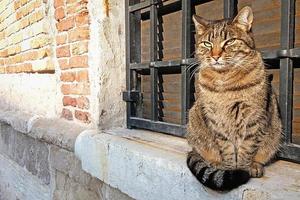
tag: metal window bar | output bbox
[124,0,300,162]
[278,0,300,162]
[181,0,191,126]
[150,3,159,121]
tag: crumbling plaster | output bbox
[88,0,126,129]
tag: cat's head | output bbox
[193,7,256,71]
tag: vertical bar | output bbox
[125,0,132,127]
[280,0,295,143]
[125,0,141,128]
[150,2,158,121]
[132,0,142,117]
[181,0,191,125]
[224,0,237,19]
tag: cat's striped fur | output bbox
[186,7,282,191]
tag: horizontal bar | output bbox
[129,47,300,71]
[129,58,197,70]
[288,47,300,58]
[129,117,186,137]
[130,62,150,70]
[279,143,300,163]
[129,0,159,13]
[261,48,300,59]
[140,0,211,20]
[129,0,151,12]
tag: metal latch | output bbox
[122,91,141,102]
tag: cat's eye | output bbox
[225,38,236,46]
[201,41,213,48]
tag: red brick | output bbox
[63,96,77,107]
[6,63,32,73]
[20,18,30,29]
[68,27,89,42]
[67,1,87,15]
[66,0,77,4]
[71,41,88,55]
[75,110,91,123]
[55,7,65,21]
[56,45,70,58]
[56,17,74,32]
[22,51,38,61]
[76,70,89,82]
[58,58,69,69]
[76,96,89,109]
[69,55,88,68]
[56,34,67,45]
[0,50,8,58]
[14,1,22,10]
[61,83,90,95]
[16,11,23,20]
[54,0,64,8]
[75,11,89,26]
[61,108,73,120]
[60,71,75,82]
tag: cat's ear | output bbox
[192,15,209,35]
[232,6,253,32]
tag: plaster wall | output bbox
[88,0,126,129]
[0,74,58,117]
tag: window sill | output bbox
[75,128,300,200]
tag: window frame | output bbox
[124,0,300,163]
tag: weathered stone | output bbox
[0,110,34,133]
[24,144,38,176]
[0,122,51,185]
[0,120,138,200]
[50,144,93,187]
[53,170,101,200]
[76,128,300,200]
[0,153,51,200]
[31,118,86,151]
[242,189,271,200]
[101,183,134,200]
[55,170,67,189]
[50,145,74,174]
[37,145,51,185]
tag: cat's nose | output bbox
[212,55,220,61]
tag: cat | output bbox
[186,6,282,191]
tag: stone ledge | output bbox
[0,109,88,151]
[0,109,39,133]
[31,118,87,151]
[75,128,300,200]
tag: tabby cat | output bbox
[186,7,282,191]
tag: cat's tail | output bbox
[187,151,250,191]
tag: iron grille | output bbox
[124,0,300,163]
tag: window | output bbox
[124,0,300,163]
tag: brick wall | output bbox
[54,0,91,123]
[0,0,93,124]
[0,0,54,73]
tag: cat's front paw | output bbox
[250,162,264,178]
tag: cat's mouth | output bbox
[211,62,225,69]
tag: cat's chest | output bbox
[203,99,252,123]
[201,92,258,139]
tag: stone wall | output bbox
[0,113,133,200]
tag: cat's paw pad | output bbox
[250,162,264,178]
